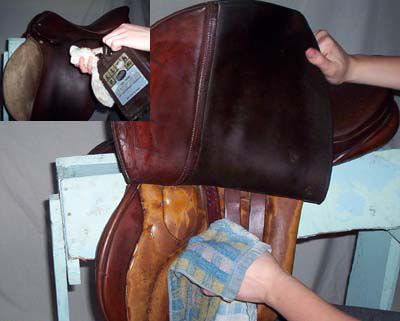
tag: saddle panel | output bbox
[96,185,143,321]
[125,185,209,320]
[3,38,43,120]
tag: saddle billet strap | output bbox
[257,197,303,321]
[249,193,266,240]
[224,189,241,224]
[205,186,222,224]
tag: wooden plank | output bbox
[299,150,400,238]
[59,173,126,259]
[56,153,120,180]
[346,231,400,310]
[66,258,81,286]
[389,229,400,243]
[49,195,71,321]
[380,232,400,309]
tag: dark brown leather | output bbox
[330,84,399,164]
[96,184,143,321]
[118,0,333,204]
[4,7,148,120]
[22,7,131,120]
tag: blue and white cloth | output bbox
[168,219,272,321]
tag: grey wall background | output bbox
[151,0,400,312]
[0,123,108,321]
[0,0,399,321]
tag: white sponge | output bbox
[69,46,114,108]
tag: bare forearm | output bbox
[265,272,359,321]
[347,55,400,90]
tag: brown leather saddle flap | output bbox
[114,0,333,204]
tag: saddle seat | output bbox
[26,7,130,44]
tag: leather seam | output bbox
[174,3,218,185]
[112,124,131,184]
[29,37,45,120]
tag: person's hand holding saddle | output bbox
[306,30,400,90]
[76,23,150,74]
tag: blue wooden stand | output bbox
[50,150,400,321]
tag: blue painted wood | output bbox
[56,154,120,179]
[56,153,125,285]
[380,233,400,309]
[346,231,400,310]
[49,194,70,321]
[66,258,81,286]
[2,38,26,121]
[300,149,400,238]
[59,174,126,259]
[389,229,400,243]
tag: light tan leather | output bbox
[3,37,43,120]
[126,185,208,320]
[125,185,302,321]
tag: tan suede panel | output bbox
[3,38,42,120]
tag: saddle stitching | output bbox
[174,2,218,185]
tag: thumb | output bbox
[305,48,333,75]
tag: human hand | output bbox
[77,56,94,74]
[202,252,286,305]
[103,23,150,52]
[306,30,354,85]
[70,47,102,75]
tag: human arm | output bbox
[204,252,359,321]
[306,30,400,90]
[77,23,150,74]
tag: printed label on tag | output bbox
[103,53,148,106]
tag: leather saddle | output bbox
[92,1,399,321]
[2,7,150,120]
